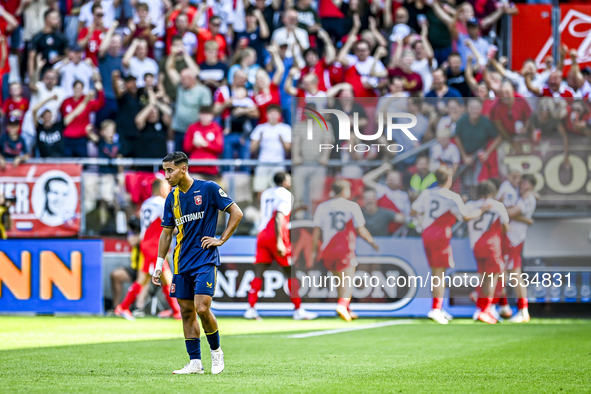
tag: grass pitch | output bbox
[0,316,590,393]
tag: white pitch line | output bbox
[287,320,414,339]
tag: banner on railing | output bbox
[0,164,82,238]
[0,240,103,314]
[513,4,591,72]
[503,137,591,206]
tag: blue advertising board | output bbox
[0,240,103,314]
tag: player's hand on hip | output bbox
[201,236,224,249]
[152,269,162,286]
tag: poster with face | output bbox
[0,164,81,237]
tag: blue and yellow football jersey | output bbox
[162,179,234,274]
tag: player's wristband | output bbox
[155,257,165,273]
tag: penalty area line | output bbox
[287,320,414,339]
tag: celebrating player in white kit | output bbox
[410,166,488,324]
[505,174,537,323]
[244,172,318,320]
[312,180,379,322]
[466,181,510,325]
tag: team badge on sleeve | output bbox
[219,188,228,197]
[194,195,202,205]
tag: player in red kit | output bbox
[245,172,318,320]
[411,166,488,324]
[115,179,181,320]
[506,174,537,323]
[312,180,379,322]
[466,181,510,325]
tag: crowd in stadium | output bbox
[0,0,589,234]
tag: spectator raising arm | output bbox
[269,44,285,86]
[99,20,119,59]
[568,48,585,89]
[122,38,139,69]
[255,8,269,40]
[32,94,58,126]
[429,0,458,40]
[284,67,300,97]
[371,46,389,78]
[362,162,392,189]
[64,94,91,126]
[368,16,388,49]
[165,51,181,86]
[0,6,19,34]
[29,53,45,93]
[464,55,479,94]
[317,29,336,65]
[336,33,357,69]
[0,36,6,71]
[420,24,435,65]
[524,72,542,96]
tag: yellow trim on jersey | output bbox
[214,266,218,288]
[222,201,235,212]
[173,187,184,275]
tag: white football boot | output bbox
[173,359,204,374]
[427,309,449,324]
[243,307,261,320]
[293,308,318,320]
[441,309,453,321]
[210,348,225,374]
[509,309,530,323]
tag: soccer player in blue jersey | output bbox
[152,151,243,375]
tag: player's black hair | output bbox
[273,171,289,186]
[72,79,84,88]
[128,215,141,233]
[363,186,376,194]
[332,179,351,196]
[162,151,189,167]
[171,34,183,44]
[209,15,221,23]
[521,174,537,188]
[434,166,453,186]
[477,180,497,199]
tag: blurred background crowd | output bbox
[0,0,588,237]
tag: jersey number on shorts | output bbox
[329,211,346,231]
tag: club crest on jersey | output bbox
[206,282,213,288]
[171,284,176,293]
[194,195,202,205]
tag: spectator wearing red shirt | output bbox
[386,43,424,94]
[167,0,197,28]
[490,81,532,143]
[253,45,284,125]
[165,13,197,56]
[564,100,591,136]
[337,38,386,98]
[300,29,336,92]
[183,106,224,178]
[0,6,18,90]
[123,2,157,59]
[60,78,105,157]
[1,82,29,129]
[77,4,106,67]
[191,11,227,64]
[526,69,575,99]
